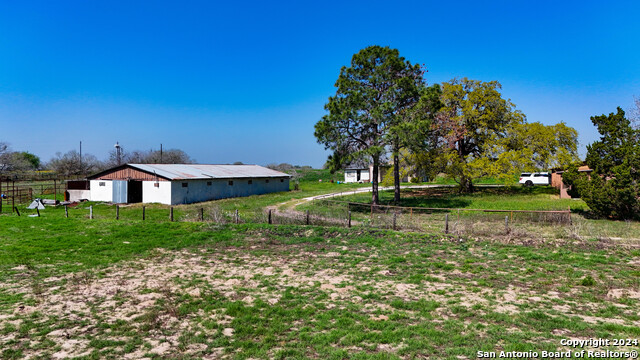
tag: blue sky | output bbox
[1,0,638,168]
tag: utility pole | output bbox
[79,141,82,176]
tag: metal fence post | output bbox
[348,211,352,228]
[142,206,146,220]
[116,205,119,220]
[505,216,509,234]
[200,208,204,222]
[14,207,20,216]
[306,210,310,225]
[36,207,40,217]
[445,214,449,234]
[393,212,397,230]
[235,209,239,224]
[89,206,93,219]
[170,207,174,222]
[65,205,68,218]
[268,209,272,224]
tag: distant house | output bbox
[86,163,290,205]
[344,163,416,183]
[344,165,370,183]
[551,165,593,199]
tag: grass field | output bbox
[296,186,640,242]
[319,186,587,211]
[0,217,639,359]
[2,172,640,359]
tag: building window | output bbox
[228,180,233,186]
[280,179,284,182]
[248,180,252,185]
[182,183,188,188]
[265,179,269,183]
[99,182,105,186]
[154,182,159,188]
[207,181,212,186]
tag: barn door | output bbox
[112,180,128,204]
[127,181,142,203]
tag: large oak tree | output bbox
[434,78,526,192]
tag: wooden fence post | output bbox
[170,207,174,222]
[200,208,204,222]
[89,206,93,219]
[235,209,239,224]
[445,214,449,234]
[65,205,68,218]
[306,210,310,225]
[116,205,119,220]
[142,206,146,220]
[348,211,352,228]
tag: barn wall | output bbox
[169,177,289,205]
[90,180,113,202]
[142,181,172,205]
[67,189,91,202]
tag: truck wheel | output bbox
[525,180,533,187]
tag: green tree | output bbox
[19,152,41,170]
[563,108,639,219]
[434,78,526,192]
[398,84,445,183]
[315,45,424,204]
[490,121,579,175]
[0,143,41,172]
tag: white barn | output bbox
[87,164,290,205]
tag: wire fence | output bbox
[5,196,575,240]
[302,199,573,235]
[0,178,66,213]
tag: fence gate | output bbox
[112,180,128,204]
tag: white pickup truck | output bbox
[519,172,551,186]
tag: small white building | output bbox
[344,164,419,184]
[344,166,371,183]
[87,164,290,205]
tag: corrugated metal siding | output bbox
[94,168,168,181]
[169,177,290,205]
[112,180,128,204]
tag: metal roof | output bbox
[94,164,291,180]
